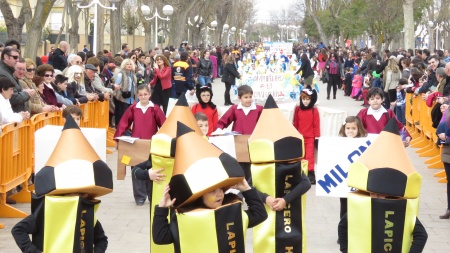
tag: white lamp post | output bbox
[230,26,236,45]
[73,0,119,54]
[141,4,174,48]
[187,17,194,43]
[223,24,229,45]
[210,20,217,45]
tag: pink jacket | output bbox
[352,75,363,88]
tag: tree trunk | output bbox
[0,0,31,42]
[24,0,57,60]
[68,2,81,52]
[137,0,153,51]
[55,1,67,46]
[110,0,123,54]
[168,0,201,49]
[305,0,328,46]
[403,0,415,50]
[96,0,105,54]
[428,25,435,52]
[339,31,345,48]
[216,0,232,46]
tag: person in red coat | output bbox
[191,85,218,136]
[150,55,172,114]
[293,88,320,184]
[114,84,166,205]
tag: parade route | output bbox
[1,79,449,252]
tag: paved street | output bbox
[1,79,449,252]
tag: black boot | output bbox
[308,171,316,185]
[440,209,450,219]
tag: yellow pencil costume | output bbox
[249,95,310,253]
[152,121,267,253]
[149,93,203,253]
[12,115,113,253]
[339,119,427,253]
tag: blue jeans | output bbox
[198,75,211,86]
[395,104,406,125]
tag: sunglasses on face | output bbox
[44,74,53,77]
[8,54,19,60]
[26,68,35,72]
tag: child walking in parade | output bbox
[337,116,368,243]
[215,85,263,181]
[293,87,320,184]
[191,85,218,136]
[114,84,166,206]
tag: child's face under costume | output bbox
[301,97,311,107]
[345,122,358,138]
[137,89,151,105]
[197,120,209,136]
[368,95,384,110]
[200,91,211,104]
[71,114,81,126]
[202,188,224,209]
[239,93,253,107]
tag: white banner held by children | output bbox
[316,135,378,197]
[240,72,300,101]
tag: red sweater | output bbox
[191,104,218,136]
[293,106,320,138]
[150,66,172,90]
[357,108,403,134]
[114,103,166,139]
[217,105,263,135]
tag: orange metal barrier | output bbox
[0,101,113,226]
[0,121,33,218]
[407,94,447,183]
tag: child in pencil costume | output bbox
[147,93,203,253]
[11,115,113,253]
[152,121,267,253]
[249,95,311,253]
[338,119,427,253]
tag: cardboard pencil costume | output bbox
[343,119,424,253]
[149,93,203,253]
[13,115,112,253]
[249,95,309,253]
[162,121,248,252]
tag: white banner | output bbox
[239,72,300,101]
[315,135,378,197]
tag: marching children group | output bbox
[11,75,425,251]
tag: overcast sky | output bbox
[256,0,291,20]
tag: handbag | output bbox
[121,91,131,98]
[323,70,329,83]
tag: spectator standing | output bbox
[51,41,69,71]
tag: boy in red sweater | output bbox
[293,88,320,184]
[114,84,166,205]
[215,85,263,180]
[357,87,411,146]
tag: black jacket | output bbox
[51,48,67,71]
[197,58,213,77]
[295,57,314,78]
[221,63,241,84]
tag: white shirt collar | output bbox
[367,106,387,121]
[237,102,257,116]
[136,101,154,113]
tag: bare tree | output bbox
[403,0,415,50]
[110,0,124,54]
[0,0,31,42]
[166,0,201,48]
[55,0,67,46]
[304,0,329,46]
[24,0,57,59]
[68,1,83,52]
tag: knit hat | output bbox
[196,85,216,110]
[299,88,318,110]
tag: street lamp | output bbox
[223,24,230,46]
[230,26,236,45]
[73,0,119,54]
[205,20,217,46]
[141,4,174,48]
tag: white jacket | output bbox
[0,93,23,125]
